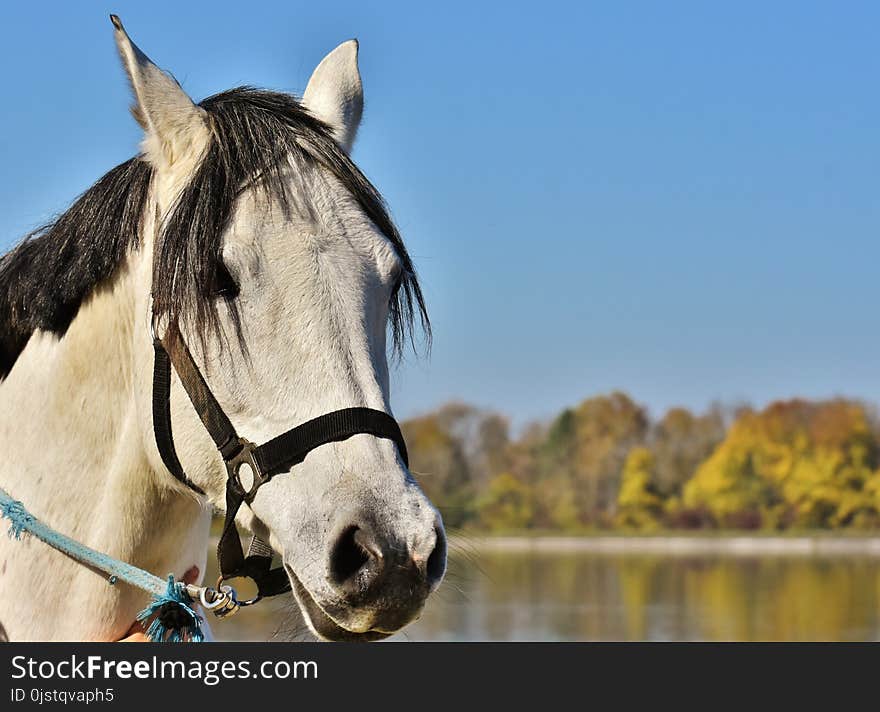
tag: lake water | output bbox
[208,538,880,642]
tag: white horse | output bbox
[0,16,445,642]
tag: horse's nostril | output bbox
[425,525,447,587]
[329,525,375,589]
[328,518,445,604]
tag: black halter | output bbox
[151,321,409,603]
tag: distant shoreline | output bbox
[453,534,880,556]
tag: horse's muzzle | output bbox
[286,511,446,640]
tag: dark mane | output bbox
[0,158,152,377]
[0,87,428,379]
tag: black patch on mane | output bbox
[0,158,152,377]
[0,87,429,379]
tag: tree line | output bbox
[401,394,880,532]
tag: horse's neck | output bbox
[0,255,210,640]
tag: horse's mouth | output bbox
[286,567,391,642]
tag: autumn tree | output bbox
[525,392,648,526]
[402,403,513,529]
[616,447,663,529]
[478,473,534,531]
[570,392,649,522]
[401,414,475,528]
[649,406,727,497]
[402,395,880,533]
[683,399,880,528]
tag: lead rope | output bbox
[0,487,237,642]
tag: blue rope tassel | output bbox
[137,576,204,643]
[0,489,203,642]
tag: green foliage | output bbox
[477,473,534,531]
[533,392,648,526]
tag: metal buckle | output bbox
[182,582,245,619]
[225,439,266,502]
[199,584,240,619]
[184,577,262,619]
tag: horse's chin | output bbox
[286,568,391,642]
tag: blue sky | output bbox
[1,2,878,426]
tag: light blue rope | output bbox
[0,487,203,642]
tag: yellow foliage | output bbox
[683,400,880,528]
[616,447,663,529]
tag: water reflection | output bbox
[207,542,880,642]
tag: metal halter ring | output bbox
[225,439,267,502]
[216,575,262,607]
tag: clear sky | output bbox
[1,2,878,426]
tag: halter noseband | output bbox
[151,319,409,605]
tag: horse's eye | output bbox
[213,261,240,299]
[389,278,402,305]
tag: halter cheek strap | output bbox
[152,322,409,601]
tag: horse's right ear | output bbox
[110,15,211,172]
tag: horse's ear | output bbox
[302,40,364,154]
[110,15,210,171]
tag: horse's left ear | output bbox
[302,40,364,154]
[110,15,211,171]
